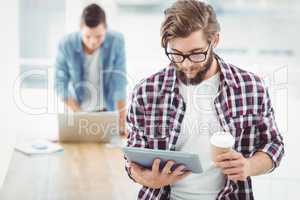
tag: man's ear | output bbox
[212,33,220,48]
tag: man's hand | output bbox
[119,114,127,136]
[215,150,251,182]
[129,159,191,189]
[116,100,127,136]
[65,97,81,112]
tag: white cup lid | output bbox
[210,131,234,148]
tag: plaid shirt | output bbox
[125,55,284,200]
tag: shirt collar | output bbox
[215,54,238,88]
[161,54,238,93]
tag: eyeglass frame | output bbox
[165,42,211,63]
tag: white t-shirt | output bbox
[170,72,225,200]
[80,49,105,112]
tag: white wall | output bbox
[0,0,19,188]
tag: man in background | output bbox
[55,4,127,134]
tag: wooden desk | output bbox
[0,143,139,200]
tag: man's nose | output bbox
[90,38,98,45]
[181,58,193,69]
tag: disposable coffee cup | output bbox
[210,132,235,162]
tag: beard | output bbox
[176,49,214,85]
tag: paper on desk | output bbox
[15,139,64,155]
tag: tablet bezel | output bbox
[123,147,203,173]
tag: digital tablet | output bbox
[123,147,203,173]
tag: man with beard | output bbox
[124,0,284,199]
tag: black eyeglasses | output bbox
[165,43,211,63]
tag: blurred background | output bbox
[1,0,299,199]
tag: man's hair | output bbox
[161,0,220,48]
[81,3,107,28]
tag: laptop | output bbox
[58,112,119,143]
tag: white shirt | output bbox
[171,72,225,200]
[80,48,105,112]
